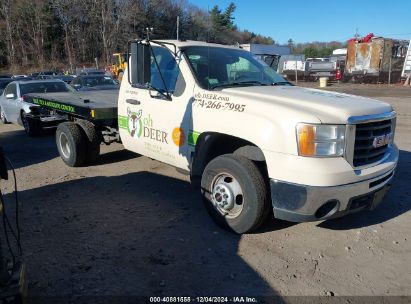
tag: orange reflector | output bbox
[298,124,316,156]
[91,110,95,118]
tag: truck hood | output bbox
[221,85,393,124]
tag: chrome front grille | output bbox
[353,119,393,167]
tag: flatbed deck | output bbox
[25,90,119,125]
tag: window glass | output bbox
[20,82,72,95]
[4,83,16,96]
[150,46,180,93]
[184,46,287,90]
[82,76,117,87]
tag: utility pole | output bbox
[354,28,360,39]
[177,16,180,40]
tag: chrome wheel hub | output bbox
[59,133,71,159]
[211,173,244,218]
[213,184,234,210]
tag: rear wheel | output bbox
[21,112,41,136]
[201,154,270,234]
[56,122,87,167]
[76,120,101,164]
[0,108,9,124]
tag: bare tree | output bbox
[51,0,78,71]
[0,0,16,67]
[0,0,279,71]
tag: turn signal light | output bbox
[297,124,315,156]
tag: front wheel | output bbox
[201,154,270,234]
[21,112,41,136]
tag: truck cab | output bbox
[118,39,398,233]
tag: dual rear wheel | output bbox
[56,121,100,167]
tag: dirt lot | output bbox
[0,84,410,301]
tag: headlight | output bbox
[296,124,345,157]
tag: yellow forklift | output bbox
[109,53,127,82]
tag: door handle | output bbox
[126,99,141,105]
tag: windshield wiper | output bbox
[272,81,292,86]
[210,81,270,90]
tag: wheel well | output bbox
[18,109,25,125]
[191,132,268,183]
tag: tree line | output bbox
[0,0,275,72]
[287,39,346,58]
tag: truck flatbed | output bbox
[25,90,119,125]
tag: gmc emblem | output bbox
[373,133,392,148]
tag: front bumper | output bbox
[270,167,395,222]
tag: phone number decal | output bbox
[193,100,246,112]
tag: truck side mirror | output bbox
[128,41,151,86]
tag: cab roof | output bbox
[149,39,239,50]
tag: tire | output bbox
[76,120,101,164]
[56,122,87,167]
[0,107,9,124]
[21,112,41,136]
[201,154,270,234]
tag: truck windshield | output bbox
[20,82,73,95]
[183,46,289,90]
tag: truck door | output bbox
[119,45,193,170]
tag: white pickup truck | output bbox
[25,39,398,234]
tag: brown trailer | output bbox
[344,37,409,84]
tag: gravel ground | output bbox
[0,84,410,301]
